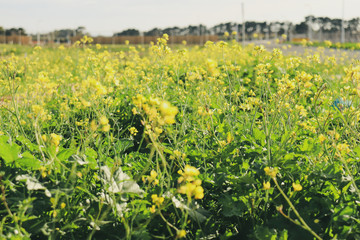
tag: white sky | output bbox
[0,0,359,36]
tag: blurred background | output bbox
[0,0,359,45]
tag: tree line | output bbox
[113,16,360,37]
[0,27,27,36]
[2,15,360,40]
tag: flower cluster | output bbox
[50,133,62,146]
[264,167,279,179]
[177,165,204,200]
[150,194,165,213]
[99,116,111,132]
[132,95,178,138]
[142,170,159,186]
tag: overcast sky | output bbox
[0,0,359,36]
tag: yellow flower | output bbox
[264,167,278,178]
[145,170,159,186]
[149,205,156,213]
[60,202,66,209]
[101,124,111,132]
[263,181,271,190]
[150,170,157,179]
[151,194,164,206]
[159,101,178,117]
[318,134,326,143]
[153,179,159,185]
[162,115,175,124]
[132,107,138,115]
[99,116,109,125]
[337,143,350,154]
[149,97,160,106]
[292,183,303,192]
[194,179,202,186]
[154,127,163,135]
[41,134,47,142]
[129,127,138,136]
[183,165,200,177]
[194,186,204,199]
[50,133,62,146]
[90,120,97,131]
[304,81,313,88]
[178,165,200,183]
[177,229,186,238]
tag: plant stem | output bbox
[273,177,323,240]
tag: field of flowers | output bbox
[0,35,360,239]
[291,39,360,51]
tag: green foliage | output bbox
[0,38,359,239]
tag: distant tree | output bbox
[76,26,86,36]
[187,25,199,35]
[162,27,179,36]
[246,22,258,34]
[4,28,26,36]
[331,19,342,32]
[0,27,4,34]
[295,22,308,34]
[144,28,162,36]
[5,28,17,36]
[258,22,268,33]
[114,29,140,36]
[211,22,236,35]
[18,28,26,35]
[348,18,360,32]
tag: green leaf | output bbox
[219,194,246,217]
[253,128,266,146]
[85,148,98,169]
[114,139,134,153]
[242,161,250,170]
[16,151,42,170]
[354,145,360,157]
[238,175,256,184]
[16,135,37,152]
[0,135,21,164]
[333,206,354,222]
[280,130,289,145]
[57,148,76,161]
[284,153,295,161]
[299,138,313,152]
[254,226,287,240]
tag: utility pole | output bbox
[235,23,239,42]
[199,24,202,45]
[241,2,245,46]
[308,16,312,41]
[341,0,345,43]
[265,25,270,40]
